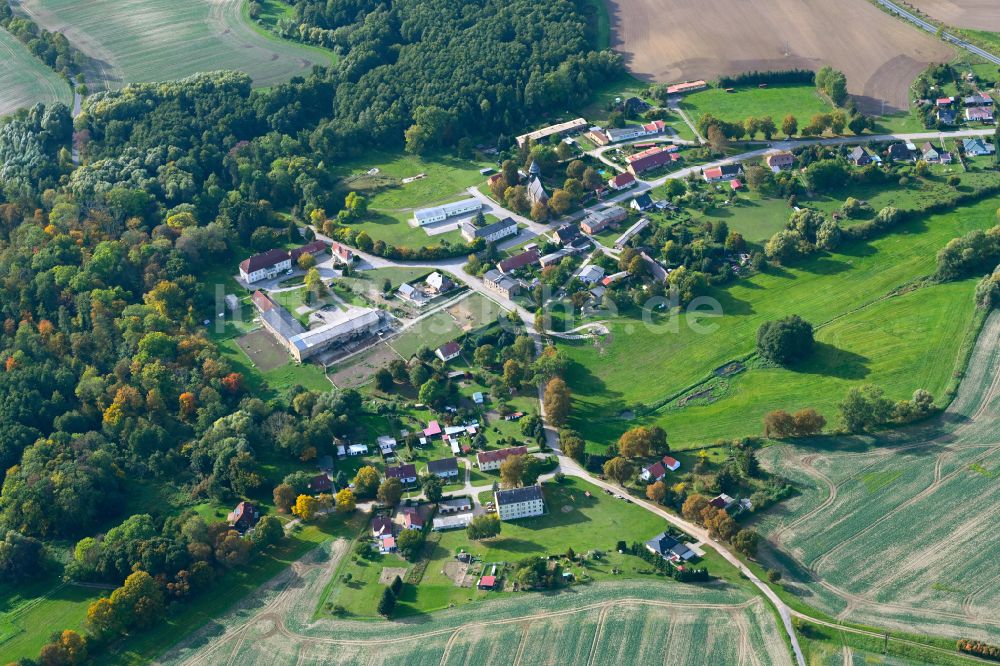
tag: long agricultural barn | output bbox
[413,198,482,226]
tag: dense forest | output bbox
[0,0,622,659]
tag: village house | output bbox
[765,152,795,172]
[330,241,354,264]
[552,222,582,245]
[495,485,545,521]
[849,146,875,166]
[580,206,628,235]
[385,463,418,485]
[307,473,333,493]
[400,507,424,530]
[413,198,482,226]
[963,94,992,107]
[631,193,654,212]
[965,106,995,122]
[377,435,398,456]
[347,443,369,456]
[423,420,442,439]
[607,171,636,190]
[709,493,737,510]
[497,249,540,274]
[397,282,429,305]
[483,269,520,298]
[578,264,605,284]
[372,516,393,538]
[937,108,958,125]
[476,446,529,471]
[885,143,914,161]
[703,163,743,182]
[435,342,462,362]
[425,271,454,294]
[920,142,940,162]
[644,532,694,561]
[640,455,680,481]
[461,216,518,243]
[227,501,259,532]
[427,457,460,479]
[963,138,995,156]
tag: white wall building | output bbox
[414,198,482,226]
[495,485,545,521]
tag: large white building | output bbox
[239,241,328,284]
[413,198,482,226]
[495,485,545,521]
[461,216,518,244]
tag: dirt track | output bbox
[906,0,1000,31]
[604,0,955,112]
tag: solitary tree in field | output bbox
[756,315,814,365]
[378,587,396,617]
[782,114,798,137]
[763,410,796,438]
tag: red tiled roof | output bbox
[240,247,290,274]
[479,575,496,587]
[477,446,528,464]
[437,342,461,358]
[251,290,276,312]
[609,172,635,188]
[498,249,540,273]
[704,167,723,179]
[291,240,329,261]
[663,455,680,470]
[423,420,442,437]
[645,462,666,478]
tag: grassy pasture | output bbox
[559,193,1000,451]
[0,27,73,117]
[0,578,101,662]
[753,313,1000,642]
[681,84,834,130]
[18,0,330,91]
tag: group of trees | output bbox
[763,408,826,438]
[936,224,1000,281]
[815,66,848,106]
[957,639,1000,661]
[626,540,709,582]
[0,8,85,81]
[839,385,935,432]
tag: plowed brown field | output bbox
[605,0,955,112]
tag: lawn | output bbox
[559,192,1000,450]
[0,578,102,662]
[0,27,73,117]
[680,84,834,131]
[217,334,330,396]
[346,209,466,250]
[387,292,505,360]
[22,0,330,91]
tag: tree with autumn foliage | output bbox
[292,494,318,521]
[335,488,356,513]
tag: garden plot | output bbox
[755,312,1000,641]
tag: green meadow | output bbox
[559,194,1000,450]
[680,84,834,130]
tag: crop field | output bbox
[681,84,834,130]
[0,28,73,117]
[159,534,793,666]
[15,0,329,91]
[754,312,1000,642]
[559,192,1000,451]
[604,0,954,112]
[906,0,1000,31]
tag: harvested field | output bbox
[754,311,1000,642]
[14,0,329,91]
[159,562,793,665]
[326,342,401,389]
[0,27,73,117]
[605,0,954,112]
[907,0,1000,32]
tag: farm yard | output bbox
[12,0,330,91]
[604,0,954,113]
[0,27,73,117]
[559,192,1000,451]
[754,312,1000,642]
[158,534,793,666]
[906,0,1000,32]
